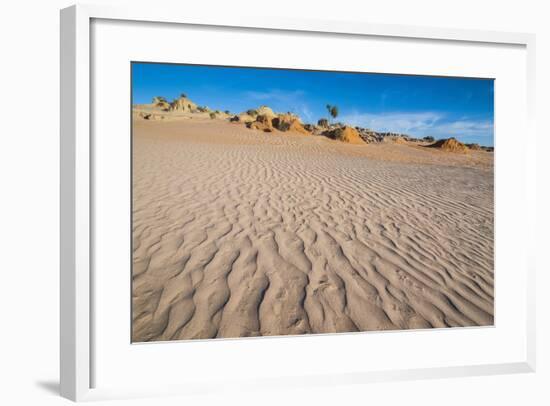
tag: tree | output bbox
[317,118,329,128]
[326,104,339,123]
[180,93,187,99]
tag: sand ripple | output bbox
[132,120,494,341]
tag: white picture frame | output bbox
[60,3,537,402]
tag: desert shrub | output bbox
[423,136,435,142]
[279,122,291,131]
[224,110,230,114]
[246,109,258,116]
[209,112,216,119]
[272,117,291,131]
[180,93,187,98]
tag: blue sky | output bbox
[132,62,494,146]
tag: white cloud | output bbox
[341,112,441,133]
[299,105,314,122]
[339,111,493,139]
[244,89,306,102]
[243,89,314,121]
[431,120,494,138]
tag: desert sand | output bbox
[132,116,494,342]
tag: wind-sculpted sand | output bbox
[132,118,494,342]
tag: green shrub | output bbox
[272,117,291,131]
[317,118,329,128]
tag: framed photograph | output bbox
[60,4,536,402]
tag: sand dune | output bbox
[132,118,494,342]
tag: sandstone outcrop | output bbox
[169,95,198,113]
[272,113,310,135]
[323,126,364,144]
[246,114,274,132]
[428,137,469,153]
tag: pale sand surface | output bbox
[132,118,494,342]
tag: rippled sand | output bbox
[132,118,494,342]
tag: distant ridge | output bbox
[134,92,493,150]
